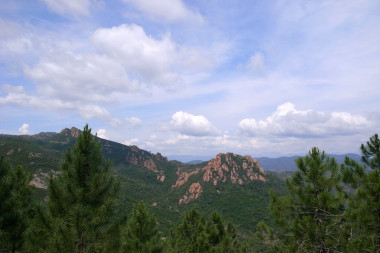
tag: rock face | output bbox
[202,153,266,185]
[60,127,81,138]
[179,182,203,205]
[175,153,267,204]
[125,146,166,182]
[172,167,201,188]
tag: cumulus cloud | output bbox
[24,52,138,103]
[239,102,370,137]
[0,84,123,127]
[18,123,29,135]
[92,24,212,87]
[96,129,107,139]
[41,0,93,18]
[1,23,217,128]
[123,0,203,23]
[170,111,219,136]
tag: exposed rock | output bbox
[172,167,201,188]
[179,182,203,205]
[154,152,168,161]
[157,174,165,182]
[60,127,80,138]
[30,169,60,189]
[6,149,14,155]
[125,150,166,182]
[28,152,42,158]
[143,159,159,173]
[201,153,266,186]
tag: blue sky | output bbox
[1,0,379,157]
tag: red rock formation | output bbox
[179,182,203,205]
[201,153,266,186]
[172,167,201,188]
[143,159,159,173]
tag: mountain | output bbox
[0,127,287,233]
[256,153,361,172]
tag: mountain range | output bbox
[0,126,359,234]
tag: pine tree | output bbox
[121,201,163,253]
[269,147,346,252]
[342,133,380,252]
[0,157,33,253]
[169,208,208,253]
[25,124,121,252]
[169,209,243,253]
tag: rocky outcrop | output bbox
[154,152,168,161]
[30,169,60,189]
[60,127,80,138]
[125,148,166,182]
[179,182,203,205]
[202,153,266,185]
[172,167,201,188]
[174,153,267,204]
[28,152,42,158]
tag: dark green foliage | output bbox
[265,148,346,252]
[169,209,245,252]
[361,133,380,170]
[0,157,33,253]
[121,201,163,253]
[25,125,121,252]
[342,133,380,252]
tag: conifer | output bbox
[342,133,380,252]
[0,157,33,253]
[25,124,120,252]
[269,147,346,252]
[121,201,163,253]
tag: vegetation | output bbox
[0,158,33,253]
[341,133,380,252]
[1,125,379,252]
[169,208,246,252]
[25,125,121,252]
[259,148,346,252]
[121,201,163,253]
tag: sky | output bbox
[1,0,380,158]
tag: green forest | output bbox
[1,125,380,252]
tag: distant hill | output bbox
[256,153,361,172]
[0,127,287,234]
[186,160,204,165]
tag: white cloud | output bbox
[170,111,219,136]
[18,123,29,135]
[239,102,370,137]
[92,24,212,87]
[96,128,107,139]
[24,52,139,103]
[41,0,93,18]
[125,116,142,127]
[123,0,203,23]
[0,85,123,127]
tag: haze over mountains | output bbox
[169,153,361,172]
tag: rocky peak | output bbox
[174,152,267,204]
[60,127,81,138]
[154,152,168,161]
[202,153,266,185]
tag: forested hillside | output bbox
[1,126,379,252]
